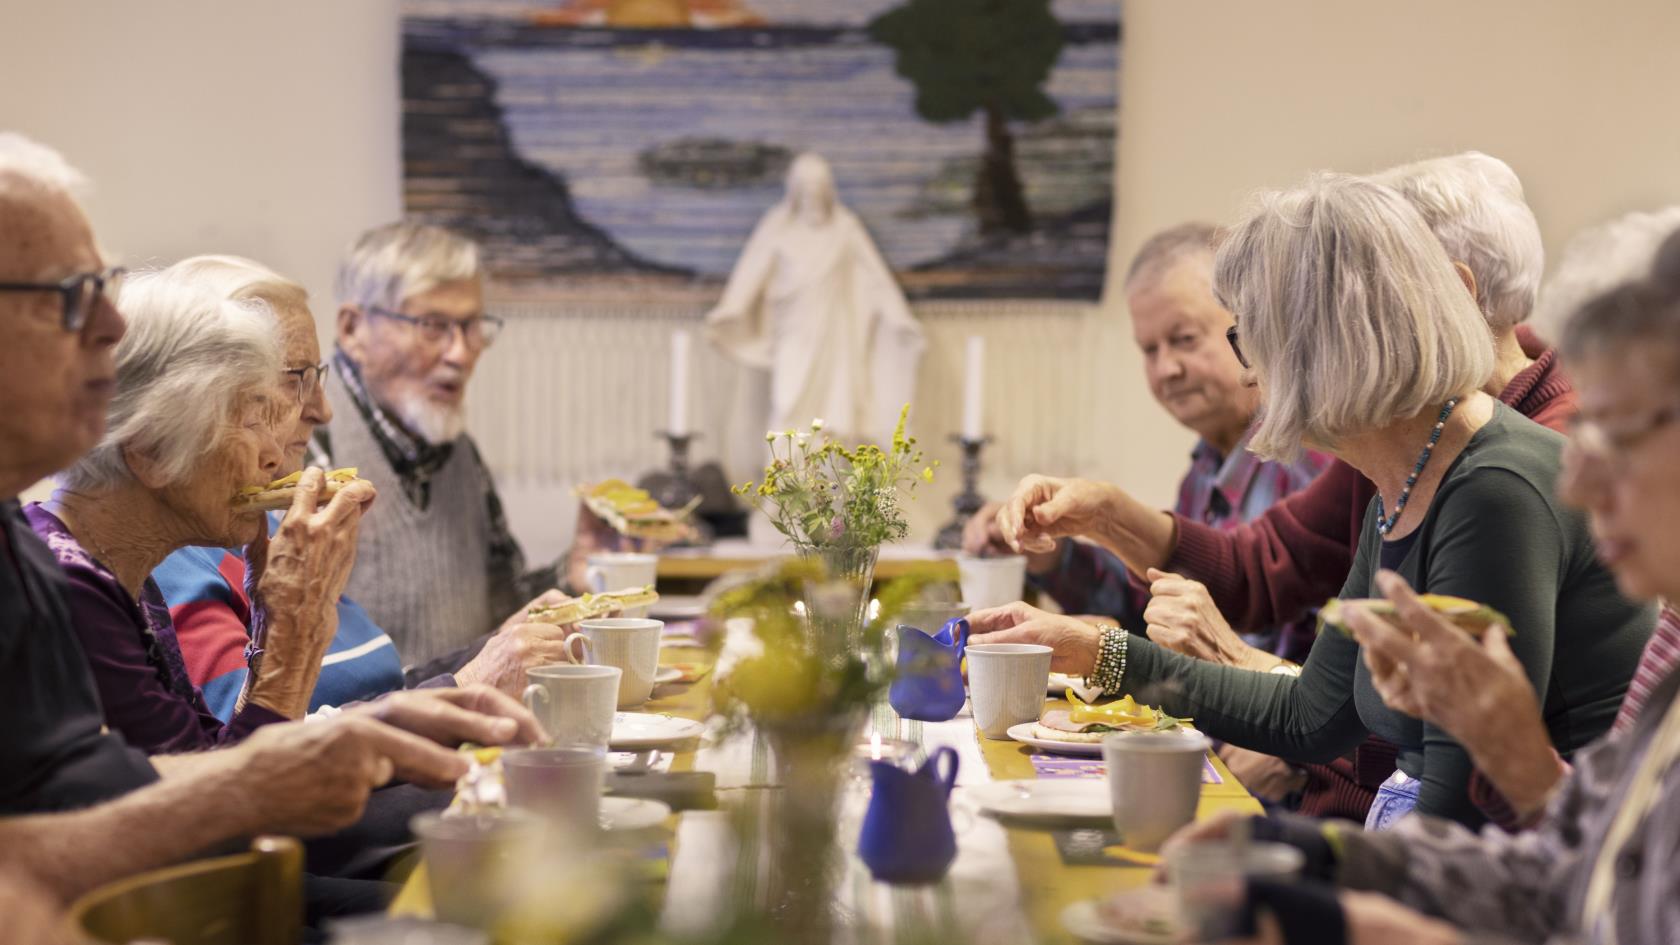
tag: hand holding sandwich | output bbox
[453,588,608,697]
[239,466,379,718]
[1342,570,1562,819]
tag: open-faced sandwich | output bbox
[1319,594,1511,638]
[1032,692,1192,745]
[231,467,365,512]
[525,586,660,626]
[446,745,506,816]
[577,478,700,543]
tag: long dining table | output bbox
[391,633,1263,943]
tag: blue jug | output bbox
[888,617,968,722]
[858,746,960,884]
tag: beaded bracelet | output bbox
[1085,625,1128,694]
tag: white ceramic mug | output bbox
[957,554,1028,610]
[522,663,621,748]
[410,810,539,929]
[585,553,658,616]
[501,746,608,839]
[574,617,663,707]
[1103,731,1212,852]
[966,642,1052,739]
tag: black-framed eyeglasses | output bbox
[283,362,328,405]
[365,305,503,349]
[0,266,126,333]
[1225,325,1250,369]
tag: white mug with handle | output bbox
[585,553,658,616]
[576,617,664,707]
[521,663,622,749]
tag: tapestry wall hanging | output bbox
[401,0,1120,301]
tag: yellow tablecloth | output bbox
[391,646,1263,941]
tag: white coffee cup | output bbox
[966,642,1052,739]
[571,617,663,707]
[1103,731,1212,852]
[501,746,608,839]
[958,554,1028,610]
[586,553,658,616]
[522,663,621,748]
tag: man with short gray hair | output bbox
[312,222,558,671]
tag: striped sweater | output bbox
[154,539,406,720]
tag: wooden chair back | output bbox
[67,836,302,945]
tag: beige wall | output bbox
[9,0,1680,550]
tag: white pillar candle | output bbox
[961,334,984,440]
[669,328,692,436]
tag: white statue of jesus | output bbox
[705,153,925,445]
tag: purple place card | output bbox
[1029,754,1223,785]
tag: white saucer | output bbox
[609,712,706,750]
[599,796,672,832]
[650,595,706,621]
[967,780,1111,826]
[1006,721,1103,756]
[1060,890,1178,945]
[653,666,684,686]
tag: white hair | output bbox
[166,254,310,314]
[1214,173,1495,461]
[1369,151,1544,332]
[334,221,481,313]
[60,268,283,491]
[1124,221,1221,291]
[0,133,88,199]
[1532,207,1680,344]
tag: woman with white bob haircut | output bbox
[24,263,378,754]
[971,173,1653,830]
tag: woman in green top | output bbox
[971,173,1654,829]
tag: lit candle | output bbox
[669,328,692,436]
[869,732,883,761]
[961,335,984,440]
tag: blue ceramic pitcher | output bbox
[858,746,960,884]
[888,617,968,722]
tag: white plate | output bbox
[653,666,684,686]
[609,712,707,750]
[599,796,672,832]
[968,780,1111,826]
[650,595,707,621]
[1060,889,1178,945]
[1006,721,1104,756]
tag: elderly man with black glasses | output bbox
[304,223,583,679]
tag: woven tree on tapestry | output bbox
[400,0,1120,301]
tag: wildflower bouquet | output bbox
[734,405,935,556]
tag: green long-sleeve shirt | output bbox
[1124,405,1654,828]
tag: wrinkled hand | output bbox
[966,601,1102,675]
[1217,745,1306,803]
[1144,569,1268,670]
[964,500,1064,574]
[997,475,1123,555]
[350,685,545,751]
[1342,571,1536,747]
[232,714,470,835]
[457,591,595,697]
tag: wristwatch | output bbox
[1268,661,1302,677]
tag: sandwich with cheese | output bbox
[525,586,660,626]
[1031,693,1192,745]
[578,479,699,543]
[231,467,365,512]
[1318,594,1511,638]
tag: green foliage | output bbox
[868,0,1065,125]
[732,406,936,555]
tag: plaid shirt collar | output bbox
[1185,427,1265,524]
[330,349,455,508]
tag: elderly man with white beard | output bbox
[310,223,566,673]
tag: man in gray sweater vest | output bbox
[308,223,568,675]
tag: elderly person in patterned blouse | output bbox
[1178,224,1680,945]
[964,222,1330,666]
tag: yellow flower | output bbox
[921,467,935,483]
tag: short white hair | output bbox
[334,222,481,313]
[166,254,310,315]
[1370,151,1543,331]
[1531,207,1680,344]
[60,267,283,491]
[1214,173,1495,461]
[0,133,88,199]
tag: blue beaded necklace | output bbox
[1374,397,1460,536]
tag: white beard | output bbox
[395,396,467,445]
